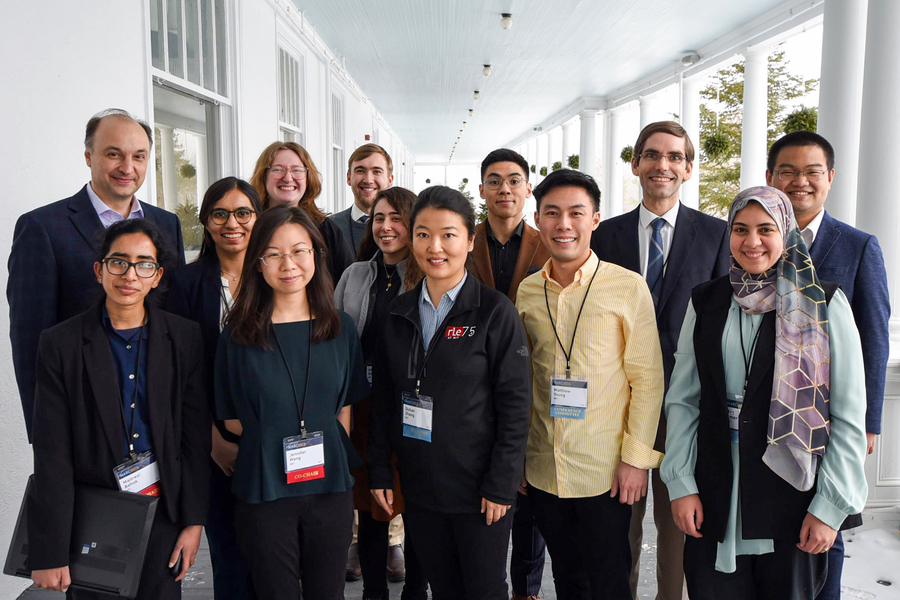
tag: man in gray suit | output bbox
[331,143,393,258]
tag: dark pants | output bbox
[358,510,428,600]
[529,485,632,600]
[206,461,254,600]
[510,491,547,597]
[404,504,513,600]
[815,531,843,600]
[67,505,182,600]
[234,490,353,600]
[684,534,828,600]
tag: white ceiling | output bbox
[292,0,793,164]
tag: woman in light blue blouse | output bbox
[661,187,867,600]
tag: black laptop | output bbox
[4,476,158,598]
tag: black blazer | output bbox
[27,299,210,569]
[8,185,185,440]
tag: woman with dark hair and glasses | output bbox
[215,206,368,599]
[29,219,210,599]
[166,177,261,600]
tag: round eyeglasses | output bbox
[259,248,316,267]
[102,258,160,278]
[482,177,526,190]
[268,166,309,179]
[210,208,256,225]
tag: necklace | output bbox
[383,262,396,291]
[221,269,240,282]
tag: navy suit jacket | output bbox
[810,211,890,434]
[591,203,730,390]
[7,185,185,439]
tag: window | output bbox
[278,48,304,144]
[150,0,227,96]
[332,93,344,211]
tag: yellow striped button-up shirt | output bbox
[516,252,664,498]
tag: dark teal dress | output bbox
[215,312,369,503]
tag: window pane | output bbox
[150,0,165,70]
[215,0,227,95]
[333,148,344,210]
[166,0,184,78]
[185,0,201,86]
[201,0,215,91]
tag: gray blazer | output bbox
[330,206,368,258]
[334,251,410,336]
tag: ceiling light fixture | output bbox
[681,52,701,66]
[463,121,467,128]
[500,13,513,30]
[473,90,481,100]
[482,64,492,77]
[468,109,474,116]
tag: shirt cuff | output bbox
[621,431,664,470]
[808,494,849,532]
[663,475,698,501]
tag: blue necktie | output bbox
[646,217,665,307]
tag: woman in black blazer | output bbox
[167,177,261,600]
[29,219,210,599]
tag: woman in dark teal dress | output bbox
[215,206,368,599]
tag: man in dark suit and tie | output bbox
[766,130,890,600]
[591,121,729,600]
[8,108,184,440]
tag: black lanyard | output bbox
[116,320,146,460]
[738,310,763,397]
[544,259,601,379]
[273,322,313,436]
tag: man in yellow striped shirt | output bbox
[516,169,665,599]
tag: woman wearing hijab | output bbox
[661,186,868,600]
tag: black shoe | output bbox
[346,542,362,581]
[386,544,406,582]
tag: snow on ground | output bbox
[842,507,900,600]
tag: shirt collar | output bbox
[101,306,149,341]
[419,271,468,310]
[485,218,525,243]
[87,183,144,220]
[350,202,368,222]
[801,209,826,246]
[639,200,679,230]
[541,251,600,288]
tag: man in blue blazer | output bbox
[7,109,184,441]
[767,130,890,600]
[591,122,729,600]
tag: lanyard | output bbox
[544,260,600,379]
[273,322,313,436]
[115,320,146,460]
[738,310,763,396]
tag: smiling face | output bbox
[206,188,257,256]
[347,153,393,213]
[730,202,784,274]
[632,132,693,208]
[479,161,531,221]
[84,116,151,205]
[265,149,308,207]
[372,197,408,263]
[259,223,315,300]
[535,185,601,270]
[93,232,162,311]
[412,207,474,290]
[765,144,834,229]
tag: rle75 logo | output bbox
[445,326,476,339]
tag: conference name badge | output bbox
[283,431,325,484]
[113,451,162,496]
[402,391,433,442]
[550,377,588,419]
[727,393,743,444]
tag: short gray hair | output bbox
[84,108,153,151]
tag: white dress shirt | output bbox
[800,208,826,250]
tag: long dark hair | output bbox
[96,219,175,305]
[227,206,340,347]
[357,187,422,289]
[410,186,477,239]
[198,177,263,258]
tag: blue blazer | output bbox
[7,185,185,439]
[591,203,730,391]
[810,211,890,434]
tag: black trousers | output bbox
[510,491,548,597]
[357,510,428,600]
[67,505,182,600]
[529,485,633,600]
[404,504,513,600]
[234,490,353,600]
[206,461,254,600]
[684,534,828,600]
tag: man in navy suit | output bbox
[591,121,729,600]
[8,108,184,440]
[767,130,890,600]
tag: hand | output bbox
[866,432,877,455]
[610,462,648,505]
[169,525,203,581]
[211,427,239,476]
[31,566,71,592]
[481,498,510,525]
[671,494,704,538]
[798,513,837,555]
[518,476,528,496]
[371,489,394,517]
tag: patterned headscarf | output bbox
[727,186,830,492]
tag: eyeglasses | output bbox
[259,248,316,266]
[639,151,686,165]
[482,177,526,190]
[774,169,828,182]
[102,258,160,278]
[210,208,256,225]
[268,166,308,179]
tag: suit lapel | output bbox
[617,208,642,273]
[809,212,841,268]
[657,205,696,314]
[697,281,731,405]
[472,222,495,288]
[68,186,105,250]
[510,224,540,295]
[202,259,223,335]
[146,307,174,462]
[744,311,776,403]
[82,306,129,461]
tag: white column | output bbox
[537,133,550,182]
[681,77,703,210]
[639,95,662,130]
[604,107,624,218]
[739,47,770,190]
[159,125,178,211]
[818,0,868,225]
[579,109,599,181]
[548,127,563,172]
[562,118,579,168]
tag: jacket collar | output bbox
[392,271,482,326]
[67,185,105,250]
[809,211,841,266]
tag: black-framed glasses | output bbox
[102,258,160,278]
[482,177,526,190]
[268,166,309,179]
[210,208,257,225]
[259,248,316,267]
[639,151,686,165]
[774,169,828,182]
